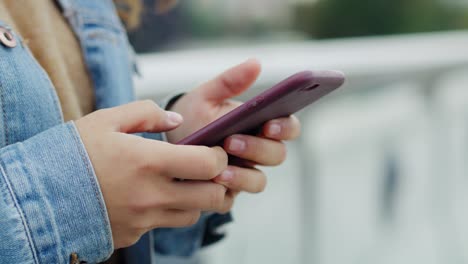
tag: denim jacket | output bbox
[0,1,230,263]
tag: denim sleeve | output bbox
[0,122,112,264]
[152,212,233,257]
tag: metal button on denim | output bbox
[0,27,17,48]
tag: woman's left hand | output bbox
[166,59,301,207]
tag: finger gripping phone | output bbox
[177,70,345,146]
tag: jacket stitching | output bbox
[0,83,9,146]
[0,161,40,264]
[69,124,112,261]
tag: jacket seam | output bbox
[0,161,40,264]
[0,83,9,146]
[68,123,112,260]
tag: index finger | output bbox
[195,58,261,103]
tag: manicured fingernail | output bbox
[229,138,246,153]
[166,111,183,126]
[219,169,234,182]
[268,123,281,136]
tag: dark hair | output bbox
[114,0,178,30]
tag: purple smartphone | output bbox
[177,70,345,146]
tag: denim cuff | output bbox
[152,212,233,257]
[201,213,233,247]
[160,92,186,143]
[0,122,113,263]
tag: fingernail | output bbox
[166,111,183,126]
[229,138,246,153]
[219,169,234,182]
[268,123,281,136]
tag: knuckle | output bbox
[121,233,142,248]
[141,99,158,109]
[253,173,267,193]
[215,147,229,167]
[184,211,201,227]
[128,200,150,215]
[89,108,116,129]
[136,155,159,173]
[127,192,169,215]
[137,146,170,174]
[145,187,174,209]
[201,160,217,179]
[210,147,228,173]
[93,108,111,121]
[218,197,233,214]
[141,217,162,230]
[155,188,176,208]
[141,100,162,131]
[198,147,221,177]
[145,100,162,115]
[273,144,287,165]
[129,219,147,231]
[209,186,226,210]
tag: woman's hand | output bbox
[75,101,232,249]
[166,59,301,197]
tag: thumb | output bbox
[103,100,183,133]
[197,58,261,103]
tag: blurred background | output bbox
[131,0,468,263]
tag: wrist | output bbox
[162,93,186,143]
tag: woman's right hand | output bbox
[75,100,230,249]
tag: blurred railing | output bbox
[135,31,468,264]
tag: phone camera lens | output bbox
[302,84,320,91]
